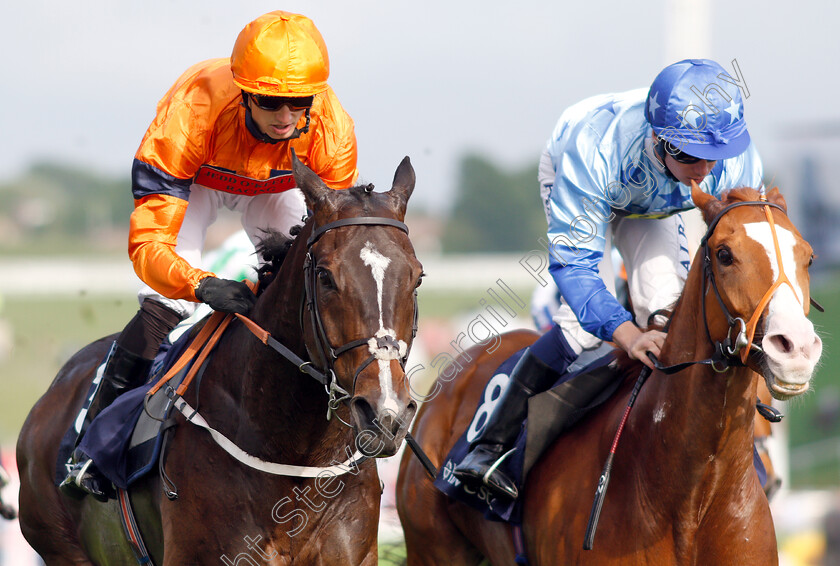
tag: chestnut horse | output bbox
[18,155,423,565]
[397,186,822,565]
[756,380,782,499]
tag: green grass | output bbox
[0,293,138,444]
[0,286,520,446]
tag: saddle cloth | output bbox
[433,345,770,524]
[433,345,621,524]
[54,321,207,490]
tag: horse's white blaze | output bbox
[361,242,402,412]
[361,241,391,329]
[743,223,803,305]
[744,222,821,387]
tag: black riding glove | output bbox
[195,277,256,315]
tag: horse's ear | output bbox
[691,181,724,224]
[291,150,334,211]
[387,156,415,217]
[765,186,788,213]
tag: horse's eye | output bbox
[809,254,815,268]
[415,272,426,289]
[317,267,335,288]
[716,247,733,266]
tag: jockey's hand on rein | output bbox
[195,277,256,315]
[613,322,665,370]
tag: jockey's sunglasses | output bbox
[661,140,707,164]
[250,94,314,112]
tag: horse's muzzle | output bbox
[349,397,417,457]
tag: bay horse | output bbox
[17,154,424,565]
[397,185,822,565]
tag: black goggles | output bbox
[660,139,708,164]
[249,93,314,112]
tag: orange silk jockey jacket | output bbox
[129,58,358,302]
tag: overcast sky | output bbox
[2,0,839,213]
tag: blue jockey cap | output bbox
[645,59,750,161]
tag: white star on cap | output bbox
[724,99,740,124]
[677,106,705,129]
[648,92,661,117]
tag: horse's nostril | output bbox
[770,334,793,354]
[350,398,375,423]
[380,413,394,432]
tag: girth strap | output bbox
[117,488,154,565]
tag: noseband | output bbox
[303,216,419,421]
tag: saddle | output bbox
[54,316,215,491]
[434,344,622,523]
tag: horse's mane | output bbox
[722,186,764,203]
[255,226,300,288]
[251,183,385,288]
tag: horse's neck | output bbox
[632,269,758,496]
[206,245,354,465]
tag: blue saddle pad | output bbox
[54,323,203,490]
[433,347,619,524]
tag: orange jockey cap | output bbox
[231,11,330,98]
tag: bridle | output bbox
[698,195,801,369]
[647,195,804,375]
[149,214,425,482]
[302,216,419,423]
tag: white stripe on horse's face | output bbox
[360,241,402,413]
[743,223,804,307]
[743,221,821,389]
[361,241,391,330]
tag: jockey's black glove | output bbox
[195,277,256,315]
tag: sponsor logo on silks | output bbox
[195,165,296,196]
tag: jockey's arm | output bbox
[546,127,662,366]
[128,187,216,302]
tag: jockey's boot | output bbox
[452,348,560,500]
[80,342,153,441]
[59,449,109,502]
[60,299,181,502]
[59,343,152,501]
